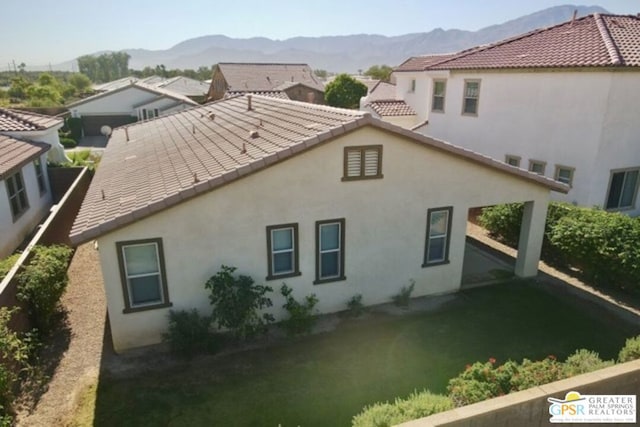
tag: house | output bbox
[0,109,69,257]
[207,63,325,104]
[67,81,199,136]
[359,80,419,129]
[393,13,640,215]
[93,76,210,103]
[69,95,566,352]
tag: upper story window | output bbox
[505,155,521,167]
[34,158,46,195]
[605,168,639,211]
[423,207,453,267]
[266,223,300,280]
[6,171,29,221]
[342,145,383,181]
[462,80,480,115]
[314,218,346,284]
[432,80,446,112]
[554,165,575,187]
[116,238,172,313]
[410,79,416,93]
[528,159,546,175]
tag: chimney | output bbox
[247,94,253,111]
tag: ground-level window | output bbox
[116,238,171,313]
[314,218,346,284]
[6,171,29,221]
[505,155,521,167]
[462,80,480,115]
[605,168,639,210]
[554,165,575,186]
[432,80,446,112]
[343,145,383,181]
[423,207,453,267]
[266,223,300,280]
[34,158,46,195]
[141,108,160,120]
[528,160,546,175]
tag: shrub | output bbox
[59,137,77,148]
[391,279,415,308]
[352,390,453,427]
[618,335,640,363]
[479,203,524,247]
[279,284,318,336]
[0,254,20,281]
[563,349,613,376]
[66,117,83,141]
[447,358,518,406]
[17,245,73,335]
[162,309,215,358]
[204,265,274,340]
[509,357,566,391]
[346,294,365,317]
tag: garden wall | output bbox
[0,167,91,332]
[398,359,640,427]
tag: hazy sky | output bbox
[2,1,637,67]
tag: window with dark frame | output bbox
[528,160,546,175]
[554,165,575,186]
[342,145,383,181]
[432,80,446,112]
[34,158,46,195]
[505,155,521,167]
[423,207,453,267]
[314,218,346,284]
[116,238,172,313]
[606,168,639,210]
[266,223,300,280]
[462,80,480,115]
[6,171,29,220]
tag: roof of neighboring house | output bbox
[67,82,199,108]
[93,76,139,92]
[394,54,460,72]
[396,14,640,72]
[226,90,290,99]
[355,78,382,92]
[0,108,63,132]
[366,100,416,117]
[216,63,325,92]
[155,76,210,97]
[0,135,50,179]
[366,81,396,101]
[69,95,567,245]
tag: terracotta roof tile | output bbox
[394,54,460,72]
[226,90,290,99]
[70,95,567,245]
[0,108,63,132]
[366,81,396,101]
[366,100,416,116]
[217,63,324,92]
[0,135,50,179]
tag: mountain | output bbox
[51,5,609,73]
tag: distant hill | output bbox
[48,5,608,73]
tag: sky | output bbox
[1,0,637,68]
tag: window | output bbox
[432,80,446,112]
[34,158,46,195]
[116,238,171,313]
[505,155,521,167]
[554,165,575,186]
[462,80,480,115]
[6,171,29,220]
[314,218,345,284]
[528,160,546,175]
[409,79,416,93]
[342,145,383,181]
[423,207,453,267]
[266,223,300,280]
[141,108,160,120]
[605,168,639,210]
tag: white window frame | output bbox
[34,158,46,195]
[431,79,446,112]
[554,165,575,187]
[462,79,480,116]
[266,223,300,280]
[505,155,521,167]
[528,159,546,175]
[6,170,29,221]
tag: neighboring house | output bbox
[360,80,419,129]
[393,13,640,215]
[67,82,198,136]
[69,95,566,352]
[94,76,210,103]
[208,63,325,103]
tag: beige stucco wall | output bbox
[70,87,158,116]
[96,126,552,351]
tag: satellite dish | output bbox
[101,125,112,136]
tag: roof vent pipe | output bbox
[247,95,253,111]
[125,128,129,142]
[571,9,577,24]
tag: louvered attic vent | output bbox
[342,145,383,181]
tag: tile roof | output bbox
[394,54,460,72]
[366,100,416,117]
[400,14,640,72]
[226,90,290,99]
[366,81,397,101]
[69,95,567,245]
[0,135,50,179]
[68,82,199,108]
[217,63,325,92]
[0,108,63,132]
[155,76,209,97]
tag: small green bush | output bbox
[17,245,73,335]
[279,284,318,336]
[563,349,613,376]
[0,254,20,281]
[618,336,640,363]
[391,279,415,308]
[66,117,82,140]
[205,265,274,340]
[479,203,524,247]
[162,309,215,358]
[352,390,453,427]
[509,357,566,391]
[447,358,518,406]
[59,137,77,148]
[346,294,365,317]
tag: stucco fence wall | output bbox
[0,167,91,332]
[398,359,640,427]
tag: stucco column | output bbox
[514,200,548,278]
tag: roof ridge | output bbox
[594,13,623,65]
[0,108,46,130]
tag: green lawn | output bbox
[78,282,639,427]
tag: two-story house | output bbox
[394,14,640,215]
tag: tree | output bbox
[77,52,130,83]
[364,64,393,82]
[313,69,328,79]
[324,74,368,109]
[7,76,31,100]
[68,73,92,93]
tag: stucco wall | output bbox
[0,153,52,257]
[70,87,158,115]
[395,72,430,121]
[408,70,640,214]
[95,126,551,351]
